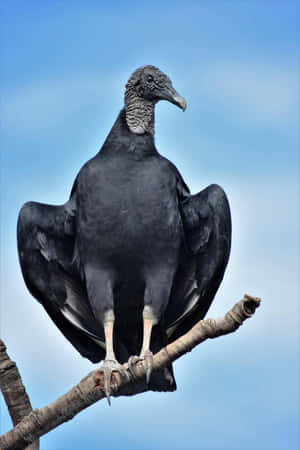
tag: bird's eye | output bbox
[146,75,153,83]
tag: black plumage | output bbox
[17,66,231,397]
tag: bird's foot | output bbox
[127,355,143,382]
[128,351,154,384]
[100,359,127,406]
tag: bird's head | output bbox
[124,65,186,135]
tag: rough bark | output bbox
[0,340,39,450]
[0,294,260,450]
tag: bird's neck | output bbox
[124,88,155,136]
[99,109,156,158]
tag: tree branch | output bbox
[0,294,260,450]
[0,340,39,450]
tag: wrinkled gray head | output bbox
[125,65,186,136]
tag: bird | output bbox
[17,65,231,403]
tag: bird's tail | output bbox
[148,324,177,392]
[120,364,176,396]
[149,364,177,392]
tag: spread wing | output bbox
[165,183,231,342]
[17,189,106,362]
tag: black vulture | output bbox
[17,65,231,402]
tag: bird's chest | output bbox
[77,157,180,247]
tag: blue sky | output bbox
[1,1,299,449]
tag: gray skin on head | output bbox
[124,65,187,136]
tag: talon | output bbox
[103,367,112,406]
[100,359,125,406]
[141,350,154,385]
[128,355,142,381]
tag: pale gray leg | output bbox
[101,310,126,405]
[139,305,156,384]
[128,305,156,384]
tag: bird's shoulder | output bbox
[156,154,190,198]
[68,156,97,199]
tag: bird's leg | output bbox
[104,310,116,362]
[127,305,156,383]
[139,305,155,384]
[129,273,174,384]
[101,310,125,405]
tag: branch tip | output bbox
[243,294,261,316]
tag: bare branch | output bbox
[0,294,260,450]
[0,340,39,450]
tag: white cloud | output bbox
[198,61,299,127]
[1,72,121,134]
[2,62,298,137]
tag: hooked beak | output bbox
[159,85,187,111]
